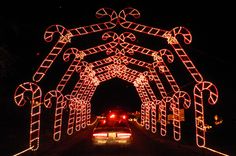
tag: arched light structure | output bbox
[14,7,218,151]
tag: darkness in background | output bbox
[0,0,235,155]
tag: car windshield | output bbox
[97,120,128,128]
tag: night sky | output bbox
[0,0,235,153]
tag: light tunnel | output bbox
[13,7,218,151]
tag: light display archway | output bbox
[14,7,219,151]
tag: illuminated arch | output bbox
[14,7,219,152]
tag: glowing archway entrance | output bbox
[91,77,141,115]
[14,7,219,152]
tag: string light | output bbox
[13,7,220,153]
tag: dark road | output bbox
[18,121,224,156]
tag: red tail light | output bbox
[109,114,116,119]
[117,132,131,139]
[102,119,106,124]
[122,115,127,120]
[93,133,107,137]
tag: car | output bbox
[92,111,133,145]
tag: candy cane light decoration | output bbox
[194,81,218,147]
[44,90,65,141]
[172,91,191,141]
[14,82,42,151]
[13,7,221,153]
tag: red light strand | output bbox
[33,25,71,82]
[134,85,146,126]
[33,10,118,83]
[135,74,152,130]
[69,8,118,37]
[57,48,84,91]
[149,67,168,97]
[152,49,180,92]
[141,76,160,133]
[13,8,220,151]
[160,97,172,136]
[194,81,218,147]
[118,8,203,83]
[172,91,191,141]
[119,8,167,38]
[67,97,76,135]
[75,100,82,131]
[164,27,203,83]
[151,100,160,133]
[85,85,98,125]
[44,90,65,141]
[14,82,42,151]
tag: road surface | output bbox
[17,121,223,156]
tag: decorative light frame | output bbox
[14,7,218,151]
